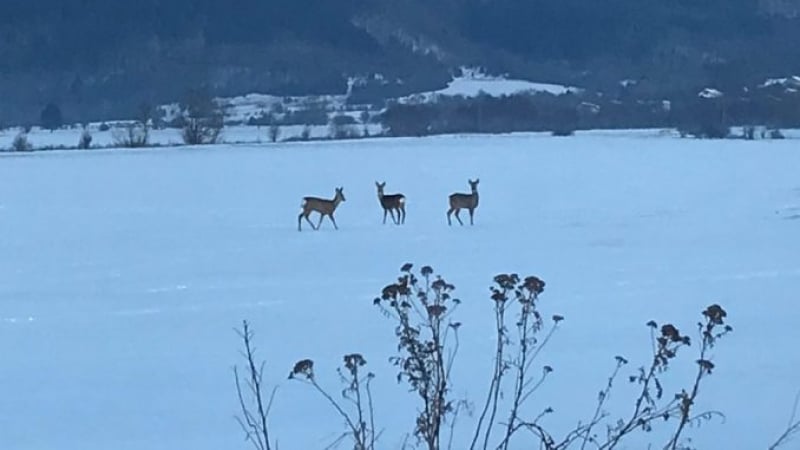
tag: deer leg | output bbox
[399,205,406,224]
[298,212,304,231]
[315,213,324,230]
[383,208,388,225]
[306,214,317,230]
[447,208,454,225]
[329,213,339,230]
[390,208,399,225]
[469,208,474,225]
[454,209,464,226]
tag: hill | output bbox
[2,0,800,123]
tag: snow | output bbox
[401,71,579,103]
[698,88,724,99]
[1,133,799,450]
[759,75,800,88]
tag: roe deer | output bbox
[447,178,479,226]
[298,187,346,231]
[375,181,406,225]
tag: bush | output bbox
[78,129,92,149]
[328,121,359,140]
[268,124,280,143]
[678,122,730,139]
[98,122,111,132]
[112,122,149,148]
[182,116,223,145]
[233,263,758,450]
[769,128,785,139]
[551,126,575,136]
[10,132,32,151]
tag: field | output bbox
[1,132,799,450]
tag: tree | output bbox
[180,88,223,145]
[40,103,63,131]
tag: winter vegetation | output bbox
[3,69,800,152]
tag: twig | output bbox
[470,285,509,450]
[768,391,800,450]
[233,320,274,450]
[579,358,626,450]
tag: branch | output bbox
[769,391,800,450]
[233,320,274,450]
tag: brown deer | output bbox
[375,181,406,225]
[298,187,346,231]
[447,178,479,226]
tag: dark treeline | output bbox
[381,86,800,138]
[2,0,800,124]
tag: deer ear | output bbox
[475,178,480,183]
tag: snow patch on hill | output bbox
[401,69,580,104]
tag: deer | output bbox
[375,181,406,225]
[447,178,479,226]
[298,187,346,231]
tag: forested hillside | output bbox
[2,0,800,124]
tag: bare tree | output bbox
[181,89,223,145]
[234,320,277,450]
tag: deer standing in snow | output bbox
[447,179,479,226]
[298,187,346,231]
[375,181,406,225]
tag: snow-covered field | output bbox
[1,133,799,450]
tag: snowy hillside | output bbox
[154,69,580,126]
[1,134,799,450]
[401,69,579,104]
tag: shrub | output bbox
[677,122,730,139]
[78,129,92,149]
[300,125,311,141]
[98,122,111,132]
[112,122,149,148]
[329,122,359,140]
[10,132,32,151]
[769,128,786,139]
[551,126,575,136]
[268,124,280,143]
[182,116,223,145]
